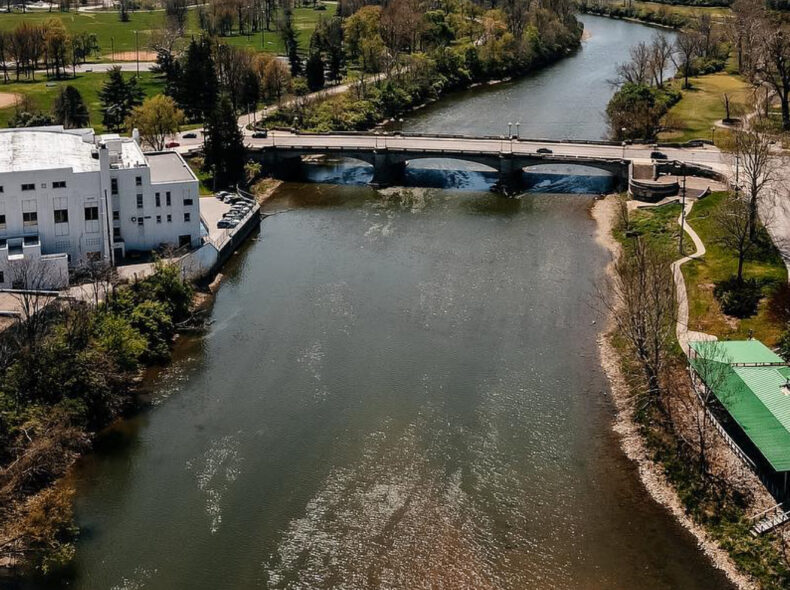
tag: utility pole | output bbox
[679,166,687,255]
[134,30,139,77]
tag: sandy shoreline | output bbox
[591,195,757,590]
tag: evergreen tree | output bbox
[175,37,219,122]
[202,94,245,188]
[52,85,90,129]
[305,50,325,92]
[99,67,144,132]
[280,10,302,76]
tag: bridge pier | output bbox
[496,155,524,195]
[370,151,405,187]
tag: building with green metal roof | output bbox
[689,340,790,496]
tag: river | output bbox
[25,15,734,590]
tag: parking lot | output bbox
[199,197,233,243]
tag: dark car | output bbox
[182,132,197,139]
[650,150,668,160]
[536,147,553,154]
[252,130,268,139]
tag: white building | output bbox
[0,126,201,289]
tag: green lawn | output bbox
[682,192,787,345]
[659,71,752,144]
[0,71,164,132]
[0,4,331,60]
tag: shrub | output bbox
[767,282,790,325]
[713,276,763,318]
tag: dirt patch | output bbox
[109,50,157,62]
[0,92,22,109]
[592,195,761,590]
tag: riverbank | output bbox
[593,194,790,589]
[592,195,758,589]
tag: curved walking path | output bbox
[671,199,716,355]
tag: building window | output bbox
[84,206,99,221]
[22,211,37,227]
[136,194,143,209]
[155,193,161,207]
[54,209,69,224]
[111,178,118,195]
[113,211,119,221]
[0,186,3,193]
[165,192,171,206]
[167,214,172,223]
[184,198,194,206]
[113,227,121,241]
[137,217,144,226]
[0,271,4,283]
[184,212,191,223]
[52,181,66,189]
[135,176,142,186]
[21,183,34,191]
[156,215,162,224]
[0,214,6,230]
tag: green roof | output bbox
[689,340,790,472]
[689,340,784,365]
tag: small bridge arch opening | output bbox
[297,154,374,185]
[521,163,617,194]
[402,157,499,191]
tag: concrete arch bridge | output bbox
[244,133,728,194]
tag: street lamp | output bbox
[508,122,512,138]
[398,117,404,133]
[711,126,716,145]
[134,30,139,77]
[515,121,520,139]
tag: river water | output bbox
[28,15,734,590]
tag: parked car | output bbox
[536,147,553,154]
[650,150,668,160]
[182,132,197,139]
[252,130,268,139]
[217,219,238,228]
[165,141,180,148]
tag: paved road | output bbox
[182,132,728,170]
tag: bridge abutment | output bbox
[370,151,405,187]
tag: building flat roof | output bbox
[146,151,195,183]
[690,340,790,471]
[0,129,99,174]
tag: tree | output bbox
[51,85,89,129]
[164,0,188,34]
[43,18,69,79]
[756,26,790,131]
[203,93,245,188]
[674,31,701,89]
[280,9,302,76]
[606,82,667,140]
[261,58,292,103]
[599,238,676,413]
[305,50,325,92]
[714,192,756,282]
[174,37,218,122]
[99,66,143,132]
[730,126,777,240]
[126,94,185,152]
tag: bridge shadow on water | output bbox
[300,158,616,195]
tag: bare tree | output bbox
[616,41,651,86]
[729,125,777,240]
[8,259,58,352]
[599,238,676,413]
[685,340,733,482]
[673,31,702,90]
[649,33,673,88]
[756,25,790,131]
[714,192,756,282]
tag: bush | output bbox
[713,276,763,318]
[767,282,790,325]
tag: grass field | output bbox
[659,71,752,144]
[0,71,164,132]
[0,4,331,60]
[629,0,732,19]
[682,192,787,345]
